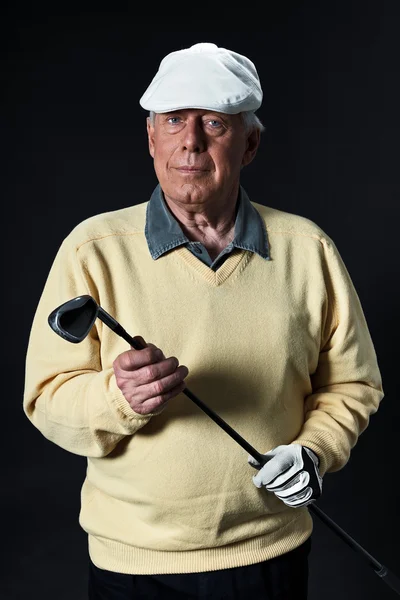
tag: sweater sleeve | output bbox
[23,230,157,458]
[291,238,384,477]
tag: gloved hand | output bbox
[248,444,323,507]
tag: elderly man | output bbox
[24,43,383,599]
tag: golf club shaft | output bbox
[309,505,400,594]
[182,386,266,462]
[98,308,400,594]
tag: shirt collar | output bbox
[145,184,270,261]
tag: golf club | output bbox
[48,295,400,595]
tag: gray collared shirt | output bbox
[145,184,270,270]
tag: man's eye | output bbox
[167,117,181,124]
[208,120,222,128]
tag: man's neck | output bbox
[163,189,239,247]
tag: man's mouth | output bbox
[176,166,206,171]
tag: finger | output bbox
[132,380,188,414]
[116,346,164,371]
[133,341,164,357]
[279,487,313,507]
[248,445,283,469]
[248,455,273,470]
[252,474,264,489]
[271,471,310,497]
[146,343,166,360]
[135,365,189,402]
[248,461,262,470]
[131,335,147,350]
[134,356,184,386]
[252,452,296,488]
[248,455,262,469]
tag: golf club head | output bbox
[48,295,99,343]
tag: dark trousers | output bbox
[88,537,311,599]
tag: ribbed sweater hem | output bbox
[88,510,313,574]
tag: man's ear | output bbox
[242,128,261,167]
[147,117,155,158]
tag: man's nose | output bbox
[181,120,206,153]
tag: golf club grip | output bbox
[377,567,400,595]
[112,324,147,350]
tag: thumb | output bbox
[248,454,262,470]
[248,451,275,470]
[131,336,147,350]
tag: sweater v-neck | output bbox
[175,246,252,286]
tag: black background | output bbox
[2,3,400,599]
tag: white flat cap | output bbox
[139,42,262,114]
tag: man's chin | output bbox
[165,184,214,205]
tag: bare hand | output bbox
[113,336,189,415]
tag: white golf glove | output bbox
[248,444,323,507]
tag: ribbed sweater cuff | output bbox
[291,429,344,476]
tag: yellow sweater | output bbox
[23,199,383,575]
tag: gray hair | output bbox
[240,111,265,134]
[148,110,265,134]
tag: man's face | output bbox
[146,109,259,209]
